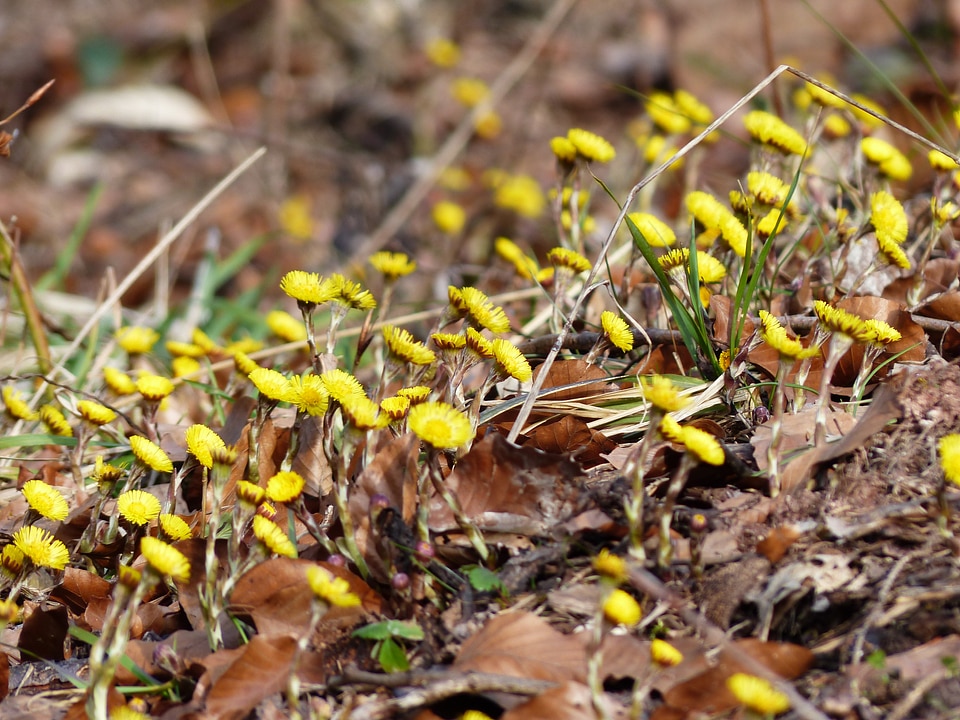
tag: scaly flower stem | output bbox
[658,453,697,570]
[814,334,854,446]
[767,360,789,497]
[622,410,664,562]
[426,453,489,562]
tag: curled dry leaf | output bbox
[522,415,617,467]
[454,611,587,684]
[428,433,583,536]
[291,415,335,497]
[202,634,299,720]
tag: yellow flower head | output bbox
[566,128,616,163]
[140,536,191,583]
[369,251,416,280]
[432,332,467,352]
[22,480,69,522]
[627,212,676,247]
[327,273,377,312]
[341,394,390,431]
[823,113,851,138]
[280,270,331,306]
[0,598,19,626]
[659,413,685,443]
[103,367,137,395]
[77,399,116,426]
[757,209,789,238]
[93,455,125,489]
[747,171,793,209]
[2,386,38,422]
[408,401,475,450]
[492,339,532,382]
[458,287,511,333]
[249,367,292,402]
[870,190,908,247]
[603,588,642,626]
[135,374,175,402]
[685,191,747,256]
[13,526,70,570]
[172,356,201,378]
[265,309,308,343]
[674,89,713,126]
[164,340,205,358]
[320,368,366,404]
[158,513,193,541]
[863,318,902,347]
[380,395,411,421]
[726,673,791,715]
[39,404,73,437]
[646,91,691,135]
[550,136,578,163]
[432,201,467,235]
[117,489,162,526]
[641,375,689,414]
[185,424,226,469]
[252,515,297,558]
[1,544,25,578]
[384,326,437,366]
[877,232,912,269]
[758,311,820,360]
[495,237,540,279]
[813,301,874,343]
[306,565,362,607]
[743,110,806,155]
[593,548,627,584]
[425,37,460,68]
[940,434,960,486]
[547,247,592,274]
[601,311,634,352]
[861,137,912,181]
[464,327,495,359]
[493,175,545,218]
[266,470,306,503]
[236,480,266,507]
[650,638,684,667]
[680,425,725,465]
[929,149,960,172]
[115,326,159,355]
[451,76,489,107]
[129,435,174,474]
[397,386,432,404]
[287,374,330,416]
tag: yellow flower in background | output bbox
[236,480,266,507]
[158,513,193,542]
[869,190,908,247]
[265,309,308,343]
[658,413,685,443]
[850,93,886,129]
[233,352,261,377]
[492,339,532,382]
[135,374,175,402]
[550,136,578,163]
[877,232,911,269]
[320,368,366,404]
[459,287,511,333]
[383,325,437,366]
[140,536,191,583]
[641,375,689,414]
[129,435,174,474]
[451,77,489,107]
[1,544,24,578]
[22,480,69,521]
[103,367,137,395]
[602,588,642,626]
[249,367,292,402]
[547,247,591,274]
[823,113,851,138]
[646,91,691,135]
[266,470,306,504]
[674,89,713,126]
[115,326,159,355]
[593,548,627,584]
[185,424,226,469]
[252,515,297,558]
[306,565,361,608]
[474,109,502,139]
[287,374,329,416]
[939,434,960,486]
[726,673,791,715]
[13,526,70,570]
[813,301,874,343]
[432,201,467,235]
[566,128,616,163]
[757,209,789,238]
[328,274,377,311]
[117,489,162,526]
[166,340,206,358]
[172,356,201,378]
[863,318,902,347]
[278,195,314,241]
[860,137,912,181]
[3,386,38,421]
[650,638,684,667]
[77,399,116,426]
[39,404,73,437]
[627,212,676,247]
[743,110,806,155]
[929,149,960,171]
[685,190,747,256]
[191,328,221,355]
[758,310,819,360]
[369,251,416,279]
[408,401,474,450]
[493,174,545,218]
[680,425,725,465]
[495,237,540,279]
[380,395,411,421]
[425,37,460,68]
[397,386,432,404]
[600,311,634,352]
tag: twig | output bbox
[329,669,556,720]
[517,328,681,357]
[346,0,579,265]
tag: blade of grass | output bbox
[0,433,77,449]
[36,182,104,292]
[69,625,159,687]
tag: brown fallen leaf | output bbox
[203,634,299,720]
[18,603,67,662]
[500,680,626,719]
[522,415,617,467]
[454,611,588,684]
[751,404,856,473]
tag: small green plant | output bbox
[352,620,425,673]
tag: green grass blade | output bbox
[0,433,77,449]
[36,183,104,291]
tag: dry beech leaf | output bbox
[203,634,299,720]
[893,256,960,306]
[522,415,617,467]
[18,604,68,662]
[229,557,378,638]
[49,568,111,615]
[118,628,218,685]
[0,651,8,702]
[429,433,582,536]
[834,296,924,385]
[750,405,856,473]
[654,638,813,718]
[349,433,420,581]
[756,525,805,563]
[292,415,334,497]
[454,611,587,684]
[501,680,625,720]
[535,359,618,403]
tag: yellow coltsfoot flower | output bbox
[129,435,174,474]
[116,489,162,526]
[726,673,791,716]
[13,525,71,571]
[383,326,437,366]
[185,424,226,469]
[408,401,474,450]
[306,565,361,608]
[743,110,806,156]
[252,515,297,558]
[602,588,642,626]
[491,339,532,382]
[566,128,616,163]
[115,326,159,355]
[600,311,634,352]
[77,399,116,427]
[140,536,191,583]
[22,480,69,522]
[266,470,306,504]
[135,374,175,402]
[265,309,308,343]
[3,386,38,422]
[158,513,193,541]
